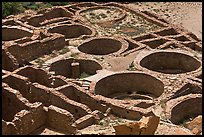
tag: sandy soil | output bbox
[126,2,202,40]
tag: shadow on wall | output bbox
[2,26,33,41]
[49,58,102,79]
[140,51,201,74]
[94,72,164,98]
[48,24,94,39]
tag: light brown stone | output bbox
[71,62,80,78]
[174,128,193,135]
[113,115,160,135]
[185,115,202,135]
[91,110,104,120]
[47,105,76,133]
[113,122,140,135]
[74,114,96,130]
[139,115,160,135]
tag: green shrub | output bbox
[80,72,91,78]
[2,2,73,19]
[2,2,25,18]
[48,2,72,6]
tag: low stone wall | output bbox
[49,58,102,78]
[2,26,33,41]
[166,94,202,124]
[140,51,201,74]
[48,23,95,39]
[94,72,164,98]
[78,36,128,55]
[47,105,77,133]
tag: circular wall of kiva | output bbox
[2,26,33,41]
[78,6,126,24]
[169,96,202,125]
[140,51,201,74]
[49,58,102,79]
[94,72,164,99]
[78,37,128,55]
[48,24,94,39]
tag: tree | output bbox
[2,2,25,18]
[48,2,72,6]
[2,2,73,19]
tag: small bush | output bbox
[80,72,91,78]
[127,61,136,71]
[48,2,72,6]
[2,2,25,18]
[2,2,73,19]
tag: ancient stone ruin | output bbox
[2,2,202,135]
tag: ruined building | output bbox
[2,2,202,135]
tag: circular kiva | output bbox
[94,72,164,99]
[139,51,201,74]
[168,95,202,124]
[78,37,128,55]
[76,6,126,24]
[48,24,95,39]
[49,58,102,79]
[2,26,33,41]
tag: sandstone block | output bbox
[74,114,96,130]
[113,115,160,135]
[47,105,76,134]
[139,115,160,135]
[185,115,202,135]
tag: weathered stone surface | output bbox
[8,122,18,135]
[166,94,202,125]
[2,47,19,71]
[47,105,76,134]
[185,115,202,135]
[91,110,104,120]
[155,121,193,135]
[139,115,160,135]
[48,58,102,79]
[73,110,105,130]
[74,114,96,130]
[2,120,10,135]
[71,62,80,78]
[78,125,115,135]
[174,128,193,135]
[13,103,46,135]
[113,122,140,135]
[113,115,160,135]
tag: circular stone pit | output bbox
[166,94,202,125]
[49,58,102,79]
[93,72,164,100]
[48,24,95,39]
[77,6,126,24]
[78,37,128,55]
[139,51,201,74]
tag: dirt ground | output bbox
[126,2,202,40]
